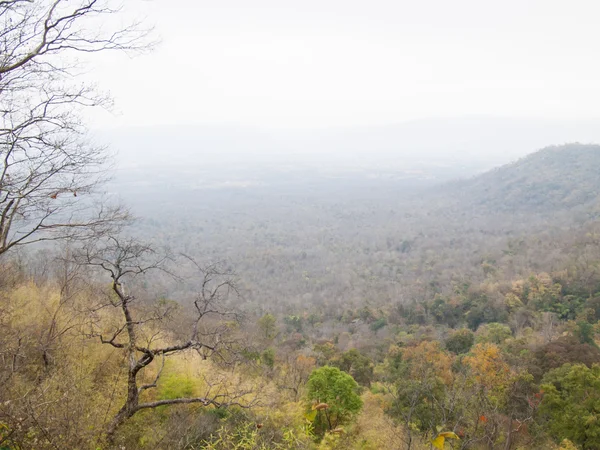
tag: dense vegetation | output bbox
[3,143,600,449]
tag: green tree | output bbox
[575,321,597,346]
[370,317,387,332]
[431,298,462,327]
[261,348,275,369]
[258,313,277,339]
[331,349,374,386]
[466,302,508,330]
[385,341,455,449]
[539,363,600,449]
[305,366,362,436]
[284,315,303,332]
[445,329,475,354]
[476,322,512,345]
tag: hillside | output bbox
[445,143,600,215]
[6,141,600,449]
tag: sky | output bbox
[88,0,600,130]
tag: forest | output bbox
[3,2,600,450]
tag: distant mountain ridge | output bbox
[448,143,600,214]
[105,117,600,174]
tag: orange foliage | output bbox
[296,354,316,370]
[402,340,454,384]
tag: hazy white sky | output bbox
[90,0,600,129]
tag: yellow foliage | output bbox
[558,439,579,450]
[511,279,525,296]
[351,391,406,450]
[269,400,312,430]
[505,292,524,310]
[387,344,402,358]
[0,280,261,448]
[0,281,128,446]
[464,343,512,397]
[536,272,553,286]
[431,431,460,449]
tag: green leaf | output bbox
[304,409,317,422]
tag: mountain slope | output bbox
[448,143,600,214]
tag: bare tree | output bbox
[276,353,315,402]
[0,1,154,256]
[76,236,257,441]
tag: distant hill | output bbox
[103,117,600,178]
[448,143,600,215]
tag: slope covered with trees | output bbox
[4,136,600,449]
[446,143,600,214]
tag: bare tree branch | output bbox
[74,236,254,441]
[0,1,155,257]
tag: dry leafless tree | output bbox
[76,236,258,441]
[0,0,154,256]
